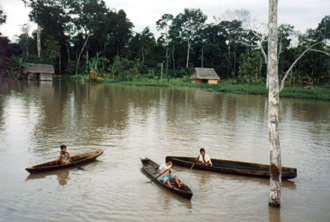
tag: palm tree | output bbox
[9,56,29,79]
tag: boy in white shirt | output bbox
[157,160,183,188]
[197,148,212,166]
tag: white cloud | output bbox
[0,0,37,41]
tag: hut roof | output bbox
[190,68,220,80]
[25,63,55,74]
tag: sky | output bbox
[0,0,329,42]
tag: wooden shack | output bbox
[25,63,54,81]
[190,68,220,84]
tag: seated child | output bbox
[56,145,71,165]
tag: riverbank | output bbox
[70,75,330,101]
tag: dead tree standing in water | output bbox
[268,0,281,207]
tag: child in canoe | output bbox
[157,160,183,188]
[56,145,71,165]
[197,148,212,166]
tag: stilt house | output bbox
[25,63,54,81]
[190,68,220,84]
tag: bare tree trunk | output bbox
[86,50,89,65]
[67,43,70,61]
[172,46,175,71]
[289,69,292,85]
[75,34,90,75]
[201,48,204,68]
[233,44,237,75]
[160,63,163,79]
[37,25,41,58]
[228,44,231,74]
[59,51,61,75]
[258,51,262,79]
[166,47,169,76]
[186,39,191,68]
[268,0,281,208]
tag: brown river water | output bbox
[0,79,329,222]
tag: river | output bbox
[0,79,329,222]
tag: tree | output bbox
[199,23,228,78]
[111,10,134,57]
[0,11,23,77]
[279,16,330,89]
[171,9,207,68]
[9,56,29,79]
[219,9,252,28]
[23,0,71,73]
[0,10,7,27]
[68,0,108,74]
[128,27,156,67]
[156,14,173,76]
[17,23,32,56]
[268,0,281,207]
[218,20,245,76]
[140,27,156,64]
[279,41,324,91]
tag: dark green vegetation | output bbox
[1,1,329,100]
[105,79,330,101]
[69,74,330,101]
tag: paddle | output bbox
[147,164,173,183]
[70,159,84,171]
[190,155,200,170]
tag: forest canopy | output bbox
[1,0,329,86]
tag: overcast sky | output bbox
[0,0,329,41]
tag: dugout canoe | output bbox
[165,156,297,179]
[141,157,193,200]
[25,150,104,173]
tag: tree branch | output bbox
[280,42,323,91]
[310,49,330,57]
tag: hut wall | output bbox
[28,73,38,80]
[40,73,53,81]
[192,79,202,83]
[208,79,218,84]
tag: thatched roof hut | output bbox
[190,68,220,84]
[25,63,54,81]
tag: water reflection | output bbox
[26,169,71,186]
[268,206,281,222]
[175,166,296,190]
[223,174,296,190]
[1,79,330,221]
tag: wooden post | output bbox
[268,0,281,207]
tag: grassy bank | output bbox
[69,75,330,101]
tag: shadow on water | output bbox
[223,173,296,190]
[268,206,281,222]
[174,165,296,190]
[26,169,71,186]
[25,160,103,186]
[140,168,193,209]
